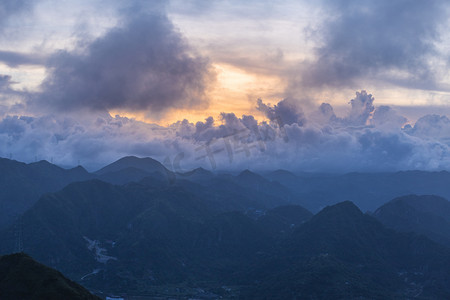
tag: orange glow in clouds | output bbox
[110,63,285,126]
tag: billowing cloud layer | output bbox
[293,0,449,91]
[1,2,450,173]
[1,90,450,173]
[33,10,214,115]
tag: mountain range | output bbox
[265,169,450,212]
[242,201,450,299]
[1,156,450,298]
[0,158,93,228]
[3,155,450,231]
[1,179,449,298]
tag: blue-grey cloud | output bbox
[0,50,46,67]
[0,75,18,95]
[0,75,13,90]
[405,114,450,140]
[32,10,215,115]
[0,0,34,30]
[256,98,306,126]
[3,90,450,173]
[372,105,407,129]
[345,90,375,126]
[293,0,448,91]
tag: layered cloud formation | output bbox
[1,1,450,172]
[32,9,214,115]
[1,91,450,172]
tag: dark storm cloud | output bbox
[34,11,215,114]
[0,50,46,67]
[295,0,448,90]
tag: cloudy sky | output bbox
[1,0,450,172]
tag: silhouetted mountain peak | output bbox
[267,169,298,180]
[178,167,213,179]
[0,157,94,228]
[375,194,450,219]
[289,201,410,266]
[293,201,372,243]
[272,169,297,176]
[193,167,211,175]
[29,159,53,167]
[70,165,88,172]
[95,156,169,176]
[239,169,254,176]
[118,156,158,164]
[374,194,450,246]
[0,157,22,166]
[315,201,363,220]
[237,169,266,182]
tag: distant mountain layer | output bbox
[0,156,294,230]
[0,253,100,300]
[0,158,93,228]
[1,175,449,299]
[266,169,450,212]
[1,156,450,298]
[374,194,450,247]
[3,155,450,228]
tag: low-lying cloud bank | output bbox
[0,90,449,173]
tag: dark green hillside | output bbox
[0,253,100,300]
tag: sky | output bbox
[1,0,450,172]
